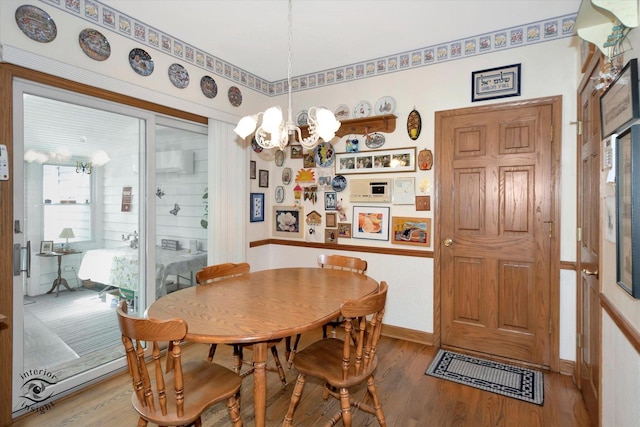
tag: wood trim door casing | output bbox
[0,63,208,427]
[433,95,562,373]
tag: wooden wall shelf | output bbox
[298,114,396,141]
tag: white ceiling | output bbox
[100,0,581,82]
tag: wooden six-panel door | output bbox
[577,51,601,426]
[436,98,558,366]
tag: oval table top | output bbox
[147,267,379,345]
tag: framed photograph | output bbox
[259,169,269,188]
[616,125,640,298]
[290,144,303,159]
[250,193,264,222]
[303,152,315,168]
[250,160,256,179]
[338,222,352,238]
[40,240,53,253]
[317,170,332,190]
[391,216,431,246]
[273,206,303,238]
[601,58,639,139]
[416,195,431,211]
[324,228,338,244]
[471,63,521,102]
[275,149,285,166]
[326,212,337,227]
[352,206,390,241]
[325,191,337,210]
[335,147,416,175]
[392,177,415,204]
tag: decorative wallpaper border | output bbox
[40,0,576,97]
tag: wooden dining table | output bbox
[147,267,380,426]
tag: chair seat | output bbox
[293,338,378,389]
[131,359,242,426]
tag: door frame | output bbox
[575,50,602,426]
[433,95,562,372]
[0,64,207,425]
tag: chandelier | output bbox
[233,0,340,150]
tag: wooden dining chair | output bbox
[283,281,388,427]
[285,254,368,367]
[116,301,243,427]
[196,262,287,387]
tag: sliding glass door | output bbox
[12,81,152,416]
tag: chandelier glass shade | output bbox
[233,0,340,150]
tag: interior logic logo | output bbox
[17,368,58,414]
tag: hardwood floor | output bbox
[11,328,591,427]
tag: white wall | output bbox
[1,0,578,358]
[249,38,579,354]
[599,19,640,425]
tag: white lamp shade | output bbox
[315,108,341,141]
[262,106,284,133]
[59,228,75,239]
[234,115,258,139]
[91,150,111,166]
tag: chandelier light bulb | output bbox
[234,115,259,139]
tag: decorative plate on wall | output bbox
[353,101,372,118]
[15,5,57,43]
[250,136,263,153]
[275,186,285,203]
[407,109,422,140]
[333,104,350,120]
[128,48,154,76]
[365,133,386,149]
[331,175,347,192]
[374,96,396,115]
[275,149,285,166]
[78,28,110,61]
[228,86,242,107]
[168,63,189,88]
[315,141,335,167]
[282,167,292,185]
[200,75,218,98]
[296,110,308,126]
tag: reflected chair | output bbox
[116,301,242,427]
[196,262,287,387]
[285,254,368,367]
[283,281,388,427]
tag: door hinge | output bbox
[544,220,554,238]
[549,318,553,334]
[577,333,583,348]
[577,227,582,242]
[570,121,583,136]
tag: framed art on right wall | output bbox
[616,124,640,298]
[601,58,639,139]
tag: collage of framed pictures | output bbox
[335,147,416,175]
[273,206,303,238]
[352,206,390,241]
[250,193,264,222]
[391,217,431,246]
[259,169,269,188]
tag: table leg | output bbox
[46,255,75,297]
[253,341,268,427]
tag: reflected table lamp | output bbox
[59,227,75,252]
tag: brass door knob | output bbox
[582,268,599,278]
[444,238,453,247]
